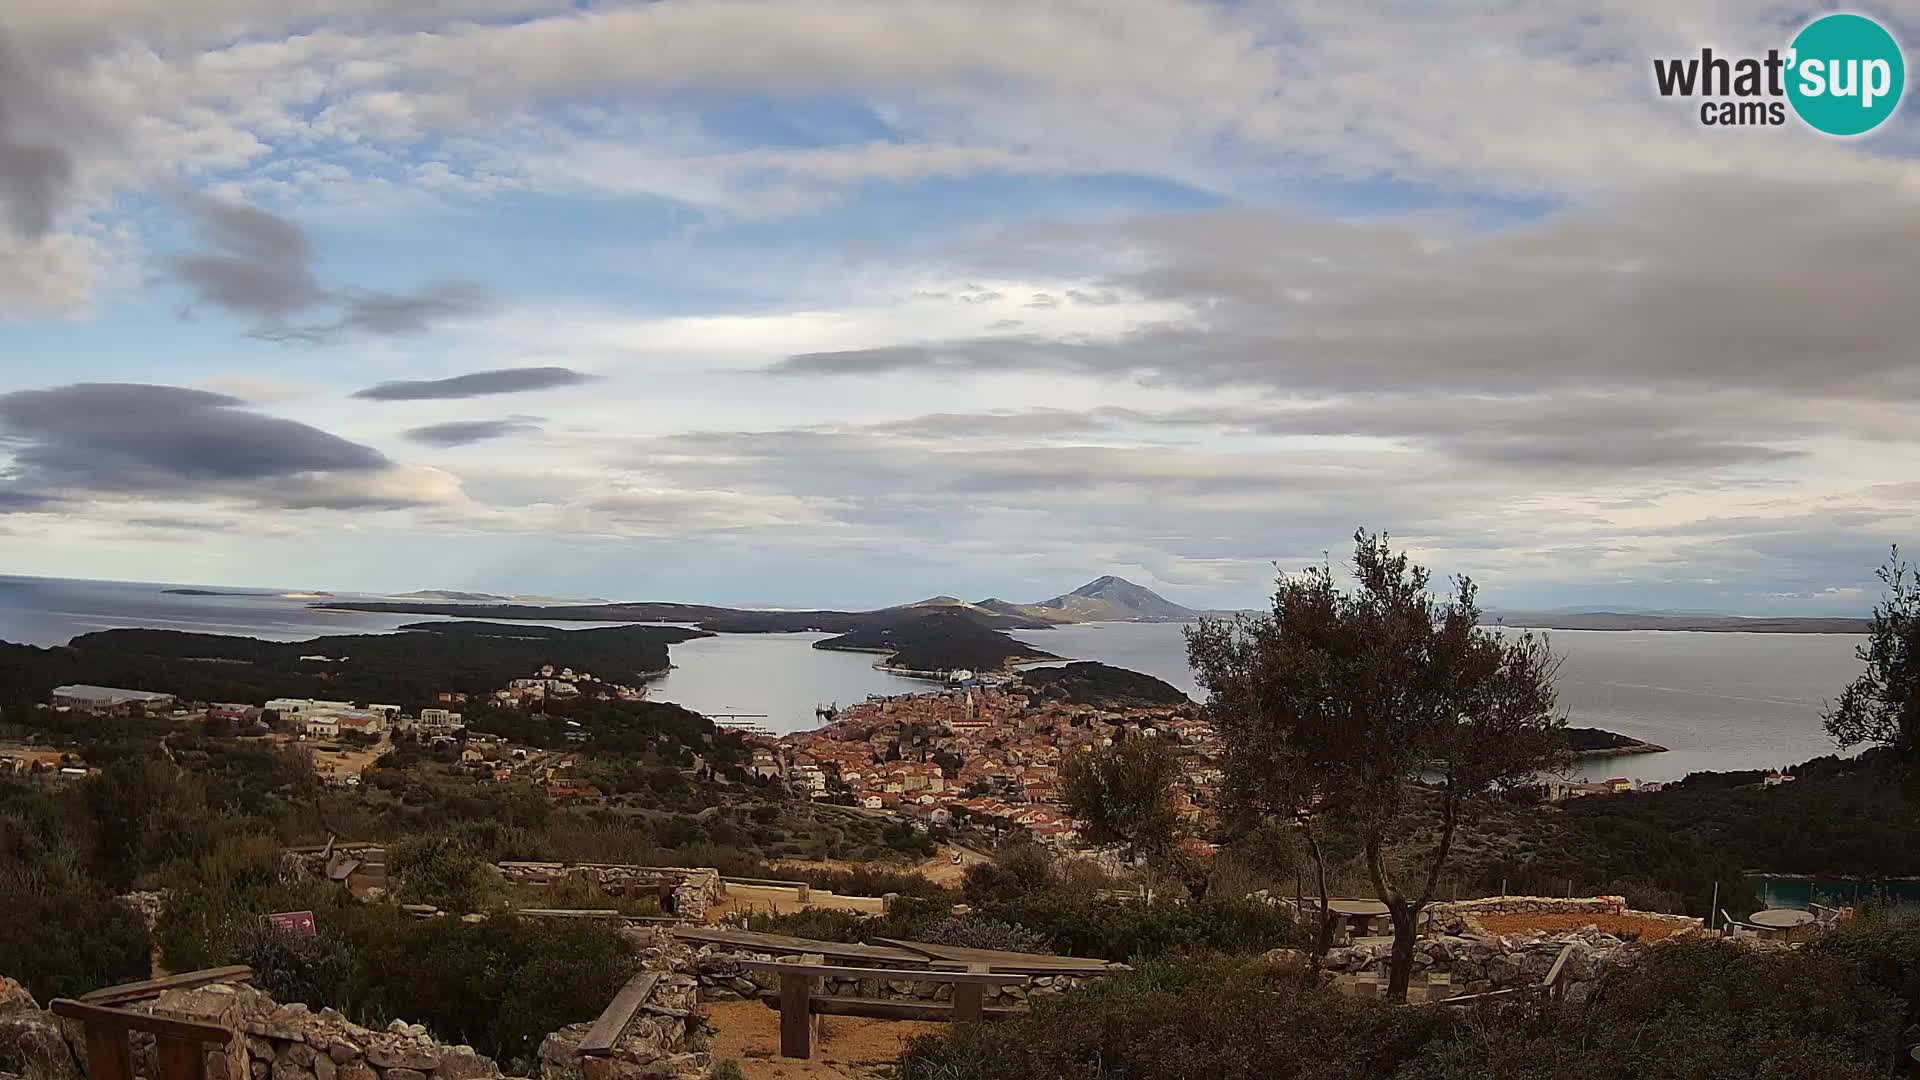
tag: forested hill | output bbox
[813,610,1059,672]
[317,598,1055,632]
[0,622,707,711]
[1017,661,1192,707]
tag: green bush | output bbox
[154,834,342,974]
[387,835,501,913]
[898,955,1452,1080]
[245,908,637,1068]
[901,943,1909,1080]
[0,801,151,1000]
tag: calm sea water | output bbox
[1015,622,1868,783]
[0,577,1869,779]
[0,576,933,733]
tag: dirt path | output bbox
[703,1000,941,1080]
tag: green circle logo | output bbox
[1787,13,1905,135]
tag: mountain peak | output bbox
[1070,574,1131,597]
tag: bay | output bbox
[0,576,1874,779]
[1015,621,1868,783]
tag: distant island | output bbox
[1486,611,1869,634]
[1566,727,1668,756]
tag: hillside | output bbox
[813,610,1059,673]
[1017,661,1192,707]
[0,622,708,710]
[979,575,1203,624]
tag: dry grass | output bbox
[703,999,942,1080]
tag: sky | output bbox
[1,1,1918,614]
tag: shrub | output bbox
[387,835,501,913]
[898,955,1452,1080]
[917,916,1053,955]
[154,834,342,974]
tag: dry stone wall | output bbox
[0,931,712,1080]
[686,945,1106,1007]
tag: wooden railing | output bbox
[49,1000,232,1080]
[739,961,1029,1060]
[52,966,253,1080]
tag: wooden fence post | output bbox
[777,972,814,1060]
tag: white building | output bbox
[51,685,176,713]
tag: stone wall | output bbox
[494,864,721,921]
[686,945,1106,1008]
[1322,927,1647,1003]
[0,931,711,1080]
[1424,895,1703,937]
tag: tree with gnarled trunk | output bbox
[1187,530,1566,1001]
[1826,547,1920,794]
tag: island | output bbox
[1566,727,1668,756]
[812,610,1058,677]
[1018,661,1192,707]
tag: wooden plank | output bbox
[874,938,1109,975]
[952,962,986,1022]
[671,926,926,965]
[51,1000,234,1044]
[763,995,1025,1023]
[84,1018,134,1080]
[1430,987,1527,1008]
[81,968,254,1007]
[156,1034,209,1080]
[577,973,661,1055]
[735,961,1028,985]
[1541,943,1575,998]
[777,973,813,1060]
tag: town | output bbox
[3,663,1736,858]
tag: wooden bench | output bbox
[738,961,1029,1059]
[577,972,663,1055]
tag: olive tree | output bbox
[1188,531,1566,1001]
[1061,734,1184,900]
[1826,547,1920,791]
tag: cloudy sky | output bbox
[1,1,1917,613]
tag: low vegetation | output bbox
[900,926,1918,1080]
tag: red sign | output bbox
[263,911,317,937]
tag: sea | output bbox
[0,575,1870,782]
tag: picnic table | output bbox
[1327,899,1392,938]
[1748,908,1817,939]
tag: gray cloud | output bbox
[0,382,443,509]
[167,195,492,340]
[0,488,55,511]
[403,418,543,447]
[354,367,598,401]
[772,177,1920,404]
[0,32,79,238]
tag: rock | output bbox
[252,1060,270,1080]
[385,1068,429,1080]
[336,1062,377,1080]
[434,1048,497,1080]
[278,1042,318,1067]
[0,1013,78,1077]
[328,1040,363,1065]
[271,1058,316,1080]
[1487,955,1522,986]
[368,1044,441,1071]
[0,979,38,1017]
[388,1022,411,1035]
[314,1055,336,1080]
[248,1037,276,1061]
